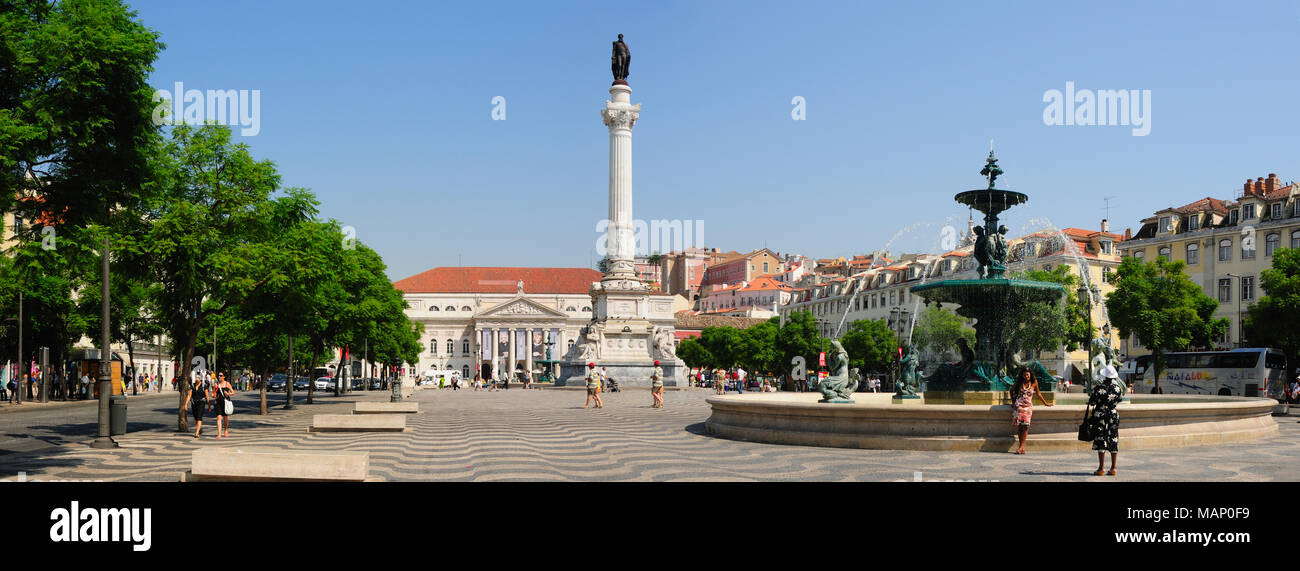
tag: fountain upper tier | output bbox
[954,188,1029,220]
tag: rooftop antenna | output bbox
[1101,196,1117,222]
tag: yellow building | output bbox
[1117,173,1300,355]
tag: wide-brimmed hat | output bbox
[1101,365,1119,379]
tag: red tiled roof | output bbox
[393,267,602,294]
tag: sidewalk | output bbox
[0,390,182,413]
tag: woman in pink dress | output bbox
[1011,368,1052,454]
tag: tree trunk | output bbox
[176,321,199,432]
[259,366,267,415]
[307,348,316,404]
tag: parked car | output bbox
[349,377,365,390]
[315,377,335,391]
[294,377,311,391]
[267,374,288,392]
[367,378,385,390]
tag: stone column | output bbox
[491,328,499,379]
[601,83,641,280]
[526,328,536,375]
[508,328,517,378]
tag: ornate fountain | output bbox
[908,152,1065,397]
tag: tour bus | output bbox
[1136,348,1288,406]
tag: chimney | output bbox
[1100,219,1109,233]
[1124,228,1132,240]
[1245,179,1254,196]
[1266,173,1278,193]
[1255,177,1265,194]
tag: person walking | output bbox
[650,360,664,408]
[214,373,234,438]
[472,373,482,391]
[584,363,603,409]
[1088,365,1125,475]
[1010,368,1052,454]
[736,367,746,394]
[186,376,210,438]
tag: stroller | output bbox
[605,375,620,393]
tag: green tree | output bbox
[739,318,781,373]
[1106,257,1229,389]
[1245,248,1300,377]
[143,125,318,430]
[840,319,896,374]
[776,311,824,374]
[675,337,713,370]
[699,326,744,369]
[910,305,975,361]
[1007,265,1090,357]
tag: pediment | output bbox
[476,296,568,318]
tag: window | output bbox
[462,366,470,378]
[1133,250,1145,261]
[430,305,440,311]
[1185,243,1198,265]
[1185,215,1199,231]
[445,306,455,311]
[463,340,470,354]
[1271,203,1281,220]
[1242,240,1255,260]
[1242,276,1255,301]
[1218,239,1232,261]
[890,291,897,306]
[462,306,471,311]
[1229,210,1239,225]
[763,262,769,273]
[1100,241,1112,254]
[430,340,438,354]
[582,306,591,312]
[1293,230,1300,250]
[1043,264,1052,271]
[1159,216,1172,233]
[446,339,454,353]
[1265,233,1279,257]
[1157,247,1170,260]
[1218,278,1231,302]
[1243,203,1256,219]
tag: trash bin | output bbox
[390,378,402,403]
[110,395,127,436]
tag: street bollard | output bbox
[390,377,402,403]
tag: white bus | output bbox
[1136,348,1288,401]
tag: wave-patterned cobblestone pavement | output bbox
[2,389,1298,482]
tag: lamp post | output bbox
[1225,273,1243,348]
[90,233,117,449]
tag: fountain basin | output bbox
[705,393,1279,452]
[910,278,1064,306]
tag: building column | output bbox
[508,328,517,377]
[491,328,499,379]
[526,328,536,375]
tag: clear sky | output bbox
[127,0,1300,281]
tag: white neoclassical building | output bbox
[393,267,604,380]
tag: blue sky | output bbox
[128,0,1300,281]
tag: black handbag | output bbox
[1077,404,1093,442]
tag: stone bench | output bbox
[182,447,369,482]
[354,402,419,414]
[310,413,406,432]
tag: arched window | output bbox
[462,365,470,378]
[462,339,470,354]
[1265,233,1279,257]
[1157,246,1170,260]
[461,306,471,311]
[567,339,575,350]
[1218,239,1231,261]
[446,339,454,354]
[430,340,438,354]
[582,306,591,312]
[445,306,455,311]
[566,306,576,312]
[429,305,440,311]
[1292,230,1300,250]
[1185,243,1199,265]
